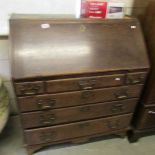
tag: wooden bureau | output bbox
[10,16,149,154]
[128,2,155,142]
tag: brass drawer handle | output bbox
[128,79,141,84]
[148,111,155,114]
[20,85,41,95]
[42,121,52,124]
[78,79,96,90]
[127,76,145,84]
[41,118,56,125]
[22,91,36,95]
[40,131,56,142]
[132,79,141,84]
[37,99,56,110]
[115,91,128,99]
[111,104,124,113]
[81,91,94,99]
[40,114,55,125]
[79,106,91,112]
[107,120,120,129]
[116,95,128,99]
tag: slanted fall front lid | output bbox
[10,16,149,79]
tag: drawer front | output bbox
[126,72,147,85]
[18,85,143,112]
[46,74,125,93]
[137,106,155,129]
[24,113,132,145]
[15,81,44,96]
[21,98,138,129]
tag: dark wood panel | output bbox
[10,18,149,79]
[143,82,155,104]
[18,85,143,112]
[24,113,132,145]
[136,105,155,129]
[128,2,155,142]
[21,98,138,129]
[26,128,128,155]
[46,74,125,93]
[132,0,155,17]
[140,1,155,105]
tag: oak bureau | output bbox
[10,16,150,154]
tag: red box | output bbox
[81,0,108,18]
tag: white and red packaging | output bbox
[81,0,108,18]
[106,2,125,19]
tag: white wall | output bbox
[0,0,78,35]
[0,0,134,35]
[0,0,135,114]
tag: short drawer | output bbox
[18,85,143,112]
[137,106,155,129]
[126,72,147,85]
[15,81,44,96]
[24,113,132,145]
[21,98,138,129]
[46,74,125,93]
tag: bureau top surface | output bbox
[10,17,149,79]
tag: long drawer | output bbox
[21,98,138,129]
[24,113,132,145]
[18,85,143,112]
[46,74,126,93]
[14,72,147,96]
[137,105,155,129]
